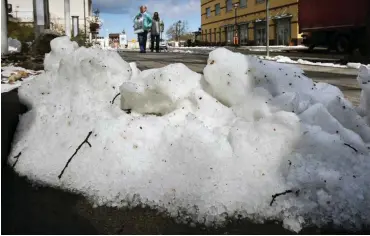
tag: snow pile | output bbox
[8,37,22,53]
[9,38,370,233]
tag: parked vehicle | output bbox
[299,0,370,54]
[159,39,168,51]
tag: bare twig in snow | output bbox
[58,131,93,179]
[111,93,121,104]
[343,143,358,153]
[12,152,22,168]
[270,189,296,206]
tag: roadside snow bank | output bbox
[9,38,370,233]
[262,55,370,69]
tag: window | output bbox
[240,0,247,8]
[214,28,217,42]
[276,18,291,45]
[219,28,222,42]
[239,24,248,45]
[226,26,234,43]
[215,3,220,15]
[206,7,211,17]
[226,0,232,11]
[209,29,212,42]
[256,0,265,4]
[205,29,207,41]
[255,22,266,45]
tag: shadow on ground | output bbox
[1,90,368,234]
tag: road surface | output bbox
[119,51,361,106]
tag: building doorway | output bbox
[275,18,291,45]
[255,22,266,46]
[226,25,234,44]
[239,24,248,45]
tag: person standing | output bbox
[133,5,152,53]
[150,12,161,53]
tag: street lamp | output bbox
[233,2,239,47]
[266,0,270,56]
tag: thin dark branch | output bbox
[12,152,22,168]
[123,109,132,114]
[58,131,93,179]
[344,143,358,153]
[270,189,294,206]
[111,93,121,104]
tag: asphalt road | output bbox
[0,51,365,234]
[119,51,361,106]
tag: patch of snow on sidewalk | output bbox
[245,45,308,52]
[262,55,370,69]
[1,66,41,93]
[8,38,370,233]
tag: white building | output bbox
[8,0,93,35]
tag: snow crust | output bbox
[8,37,370,233]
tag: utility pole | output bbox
[1,0,8,55]
[33,0,45,38]
[44,0,50,29]
[266,0,270,56]
[64,0,71,37]
[83,0,87,40]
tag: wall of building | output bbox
[200,0,301,45]
[8,0,92,34]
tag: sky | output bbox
[92,0,201,41]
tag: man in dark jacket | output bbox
[150,12,161,53]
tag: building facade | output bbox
[8,0,92,35]
[201,0,301,45]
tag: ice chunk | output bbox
[203,48,253,106]
[357,65,370,125]
[120,63,202,115]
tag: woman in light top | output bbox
[133,5,152,53]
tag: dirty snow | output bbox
[8,36,370,233]
[1,66,41,93]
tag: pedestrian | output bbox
[133,5,152,53]
[150,12,161,53]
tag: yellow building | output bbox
[201,0,301,46]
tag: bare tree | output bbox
[165,20,189,41]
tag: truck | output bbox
[299,0,370,54]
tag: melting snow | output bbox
[8,36,370,233]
